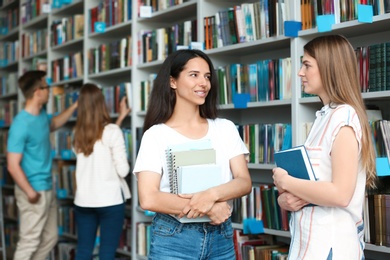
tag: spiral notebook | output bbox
[165,139,215,194]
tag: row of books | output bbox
[4,223,17,253]
[139,20,197,64]
[51,52,83,83]
[238,123,292,165]
[136,221,151,257]
[138,0,188,16]
[54,163,76,199]
[21,28,49,59]
[216,58,292,105]
[371,119,390,163]
[233,230,288,260]
[50,14,85,47]
[139,74,156,111]
[0,72,18,96]
[0,130,7,155]
[50,128,133,160]
[88,36,133,75]
[365,175,390,247]
[3,193,17,220]
[89,0,132,33]
[204,1,292,50]
[0,5,19,34]
[20,0,48,25]
[50,83,130,116]
[50,88,78,116]
[0,40,19,66]
[301,0,390,31]
[232,184,289,232]
[357,42,390,92]
[0,100,17,127]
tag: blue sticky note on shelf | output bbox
[317,15,335,32]
[94,22,106,33]
[233,93,250,109]
[358,5,373,23]
[243,218,264,234]
[376,157,390,177]
[57,189,68,199]
[284,21,302,37]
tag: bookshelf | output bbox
[0,0,390,259]
[130,1,390,260]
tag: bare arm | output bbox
[137,171,189,215]
[6,152,40,203]
[50,101,78,131]
[115,97,131,126]
[273,126,358,207]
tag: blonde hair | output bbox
[304,35,376,188]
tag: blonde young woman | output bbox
[273,35,376,259]
[133,49,252,259]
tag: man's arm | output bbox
[6,152,40,203]
[50,101,78,131]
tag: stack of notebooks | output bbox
[165,139,222,222]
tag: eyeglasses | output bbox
[39,85,50,90]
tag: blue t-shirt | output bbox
[7,109,53,191]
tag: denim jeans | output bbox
[148,213,236,260]
[75,203,125,260]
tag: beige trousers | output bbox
[13,186,58,260]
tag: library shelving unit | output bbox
[2,0,390,259]
[0,0,20,258]
[130,1,390,260]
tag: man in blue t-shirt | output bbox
[7,70,78,260]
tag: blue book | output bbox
[274,145,317,181]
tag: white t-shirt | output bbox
[74,123,131,207]
[133,118,249,209]
[289,104,366,259]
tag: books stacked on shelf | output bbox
[137,0,188,15]
[89,0,132,34]
[139,73,156,112]
[21,28,48,58]
[216,58,292,105]
[118,217,131,253]
[50,14,84,47]
[232,184,289,232]
[51,52,84,82]
[236,123,291,165]
[203,2,292,49]
[88,36,132,74]
[139,20,197,64]
[20,0,49,24]
[0,72,18,95]
[136,221,151,258]
[365,176,390,247]
[300,0,390,30]
[102,83,129,114]
[0,40,19,66]
[233,230,288,260]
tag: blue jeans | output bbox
[149,213,236,260]
[75,203,125,260]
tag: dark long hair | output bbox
[143,49,219,132]
[73,83,111,156]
